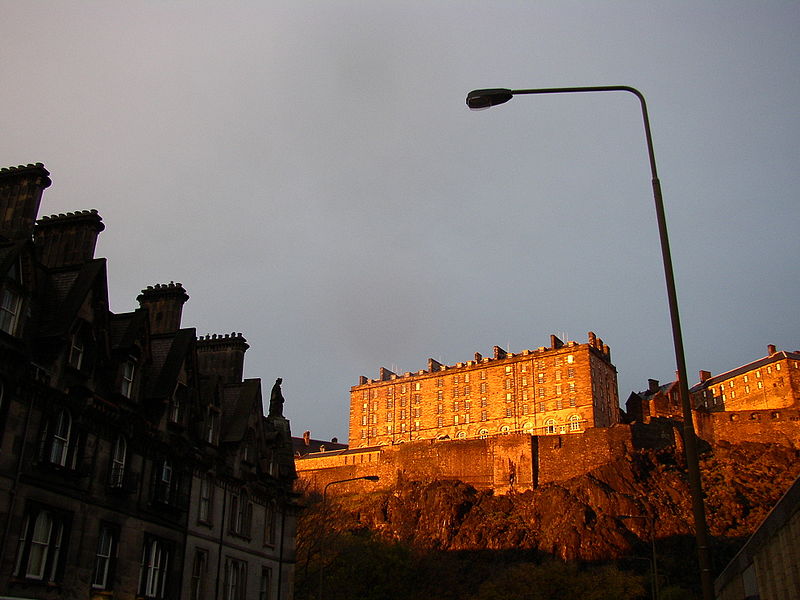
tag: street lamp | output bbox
[620,514,659,600]
[466,86,713,600]
[318,475,380,600]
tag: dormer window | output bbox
[68,335,84,370]
[121,361,136,398]
[169,384,187,424]
[0,288,22,335]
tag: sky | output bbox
[2,2,798,442]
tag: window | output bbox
[68,334,84,369]
[436,378,443,387]
[505,407,512,418]
[554,370,562,381]
[555,384,562,396]
[109,435,127,488]
[567,368,575,378]
[437,417,443,427]
[569,415,581,431]
[230,491,253,537]
[545,419,556,434]
[537,373,545,384]
[478,428,489,439]
[259,567,272,600]
[206,410,218,444]
[153,459,176,505]
[44,409,73,467]
[538,402,545,412]
[500,425,510,435]
[523,422,534,434]
[121,360,136,398]
[224,558,247,600]
[14,507,69,582]
[139,537,171,599]
[567,355,574,364]
[263,503,276,546]
[92,525,117,589]
[169,384,187,424]
[198,475,213,524]
[190,549,208,600]
[538,388,545,398]
[569,397,576,407]
[0,288,22,335]
[480,382,487,393]
[481,410,487,421]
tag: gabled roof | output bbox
[145,327,195,399]
[221,378,262,444]
[690,351,800,393]
[109,309,148,351]
[37,259,108,338]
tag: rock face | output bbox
[314,441,799,562]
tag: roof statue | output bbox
[269,377,285,418]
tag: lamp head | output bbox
[466,88,514,110]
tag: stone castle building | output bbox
[0,163,297,600]
[298,338,800,496]
[626,344,800,447]
[349,333,619,447]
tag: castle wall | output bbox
[295,424,683,495]
[696,409,800,447]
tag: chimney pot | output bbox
[768,344,777,356]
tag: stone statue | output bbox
[269,377,285,417]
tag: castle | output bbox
[348,332,619,447]
[0,164,298,599]
[297,336,800,495]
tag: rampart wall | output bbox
[695,408,800,447]
[295,422,679,495]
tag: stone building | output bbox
[349,333,619,447]
[0,163,297,600]
[715,473,800,600]
[627,345,800,447]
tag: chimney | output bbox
[379,367,395,381]
[768,344,777,356]
[699,370,711,383]
[331,437,338,443]
[648,379,660,393]
[137,282,189,334]
[550,335,564,350]
[588,331,597,348]
[428,358,443,372]
[474,352,482,362]
[303,431,311,446]
[358,375,368,385]
[493,346,507,359]
[34,210,105,268]
[0,163,51,240]
[196,333,249,384]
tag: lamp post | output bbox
[317,475,380,600]
[620,514,659,600]
[466,86,713,600]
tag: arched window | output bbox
[499,425,510,435]
[478,428,489,439]
[569,415,581,431]
[522,422,534,434]
[109,436,127,488]
[456,431,466,439]
[544,419,556,434]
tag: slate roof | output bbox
[37,259,107,338]
[221,378,262,444]
[144,328,195,399]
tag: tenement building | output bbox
[0,163,297,600]
[349,333,619,447]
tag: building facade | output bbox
[0,163,297,600]
[349,333,619,448]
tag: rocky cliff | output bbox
[297,441,799,598]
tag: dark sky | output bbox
[2,2,799,442]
